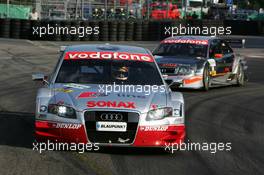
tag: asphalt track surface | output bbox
[0,38,264,175]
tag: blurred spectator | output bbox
[29,8,39,20]
[260,8,263,14]
[192,11,198,19]
[187,13,192,20]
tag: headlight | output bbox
[146,107,172,121]
[48,104,77,119]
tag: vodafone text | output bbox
[64,52,154,62]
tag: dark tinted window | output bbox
[209,39,222,57]
[221,41,233,54]
[153,43,208,58]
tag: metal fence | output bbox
[0,0,263,20]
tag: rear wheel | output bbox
[203,66,210,91]
[236,64,245,86]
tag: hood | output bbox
[49,83,167,113]
[154,55,205,66]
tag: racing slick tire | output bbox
[236,63,245,87]
[203,65,211,91]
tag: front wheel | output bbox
[203,66,210,91]
[236,64,245,86]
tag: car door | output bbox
[209,39,232,83]
[221,40,235,75]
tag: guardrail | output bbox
[0,19,263,41]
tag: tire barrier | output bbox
[261,21,264,36]
[126,21,134,41]
[109,21,118,41]
[149,20,161,41]
[118,21,126,41]
[20,20,31,39]
[1,19,264,41]
[40,19,49,40]
[71,20,80,41]
[134,20,142,41]
[90,21,99,41]
[224,20,258,35]
[0,19,10,38]
[160,20,173,40]
[61,20,71,41]
[142,20,149,41]
[99,21,109,41]
[81,21,90,41]
[10,19,21,39]
[50,20,61,41]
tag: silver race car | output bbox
[32,44,185,147]
[153,36,247,90]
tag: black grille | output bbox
[84,111,139,144]
[160,68,175,74]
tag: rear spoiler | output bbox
[223,38,246,48]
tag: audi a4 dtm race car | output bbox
[33,44,185,147]
[153,36,247,90]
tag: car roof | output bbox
[163,35,219,42]
[64,44,149,54]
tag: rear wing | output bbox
[223,38,246,48]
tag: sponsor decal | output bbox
[96,121,127,132]
[87,101,136,109]
[54,88,73,93]
[52,123,82,129]
[140,126,169,131]
[78,92,108,98]
[117,93,146,99]
[162,39,208,45]
[183,76,203,85]
[64,83,90,89]
[64,51,154,62]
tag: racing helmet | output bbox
[112,66,129,81]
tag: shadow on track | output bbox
[0,111,35,149]
[96,146,170,155]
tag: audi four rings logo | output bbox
[100,113,123,121]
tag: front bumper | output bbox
[35,120,185,147]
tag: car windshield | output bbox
[153,43,208,58]
[55,59,163,85]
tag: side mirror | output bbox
[32,73,49,84]
[32,73,45,81]
[214,53,223,59]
